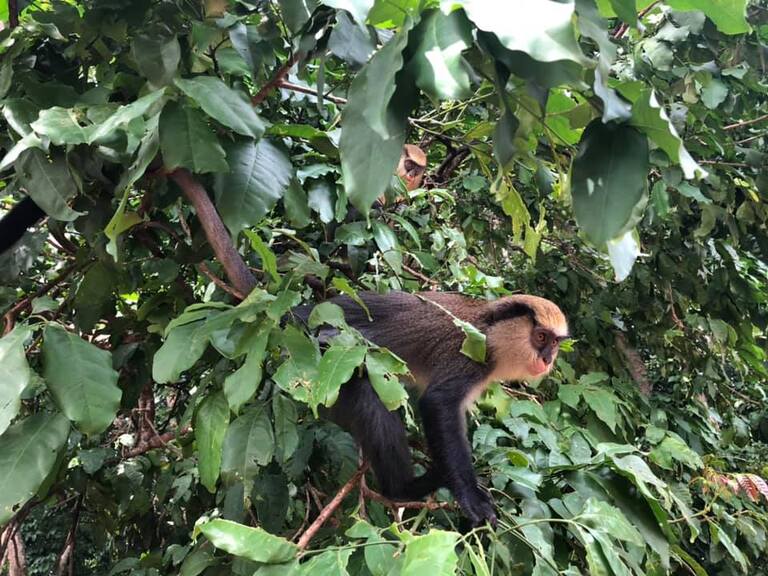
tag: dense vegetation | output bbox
[1,0,767,574]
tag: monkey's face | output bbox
[396,144,427,191]
[485,295,568,383]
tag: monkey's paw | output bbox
[457,486,497,529]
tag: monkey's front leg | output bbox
[419,383,497,528]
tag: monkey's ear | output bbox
[484,300,535,325]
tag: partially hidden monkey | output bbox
[377,144,427,206]
[297,291,568,527]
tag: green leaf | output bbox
[372,221,403,275]
[579,498,644,546]
[214,139,293,236]
[456,319,487,363]
[0,413,70,524]
[174,77,265,138]
[582,387,619,433]
[196,392,230,493]
[153,319,212,383]
[298,548,353,574]
[558,383,581,409]
[273,394,299,464]
[710,523,749,572]
[42,325,121,435]
[328,11,376,67]
[221,403,274,491]
[132,33,181,88]
[665,0,749,34]
[0,327,32,436]
[462,0,587,64]
[341,18,419,212]
[30,107,94,145]
[223,323,271,414]
[16,150,81,221]
[649,433,703,470]
[494,109,520,170]
[609,0,638,25]
[272,326,321,403]
[244,231,279,282]
[321,0,375,25]
[365,350,409,410]
[74,262,116,332]
[87,89,165,144]
[201,519,298,563]
[410,9,473,100]
[159,101,228,173]
[401,530,460,576]
[571,120,649,246]
[310,344,367,414]
[630,90,705,180]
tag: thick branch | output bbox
[123,426,191,459]
[169,169,255,297]
[9,0,18,29]
[297,463,369,550]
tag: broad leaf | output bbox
[0,327,32,436]
[310,344,367,414]
[0,413,70,524]
[42,325,121,435]
[221,403,274,492]
[401,530,460,576]
[321,0,375,25]
[30,107,93,145]
[175,77,265,138]
[201,519,298,563]
[365,350,409,410]
[152,319,212,383]
[223,322,271,413]
[160,101,228,173]
[214,139,293,236]
[462,0,587,64]
[273,394,299,464]
[410,9,473,100]
[74,262,116,331]
[666,0,749,34]
[571,120,649,246]
[132,33,181,88]
[17,149,81,221]
[196,392,230,493]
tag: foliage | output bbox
[1,0,768,574]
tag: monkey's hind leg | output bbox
[327,377,420,499]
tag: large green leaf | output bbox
[42,325,121,435]
[223,323,271,413]
[571,120,649,245]
[272,326,321,403]
[365,350,409,410]
[630,90,705,180]
[174,77,265,138]
[272,394,299,464]
[214,138,293,236]
[30,107,94,145]
[462,0,587,64]
[0,413,70,524]
[159,101,228,173]
[221,403,274,492]
[321,0,375,25]
[409,9,473,100]
[16,149,81,221]
[200,519,298,563]
[666,0,749,34]
[0,327,32,436]
[340,17,419,212]
[152,317,213,384]
[310,344,367,415]
[195,392,230,493]
[73,262,116,331]
[87,89,165,143]
[401,530,460,576]
[132,33,181,88]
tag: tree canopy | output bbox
[1,0,767,574]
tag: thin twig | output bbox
[723,112,768,131]
[197,262,246,300]
[297,463,369,551]
[360,485,453,511]
[55,493,84,576]
[277,80,348,105]
[3,261,83,335]
[401,263,439,286]
[251,52,304,106]
[122,426,191,459]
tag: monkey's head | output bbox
[396,144,427,191]
[485,295,568,382]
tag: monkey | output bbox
[296,290,568,527]
[377,144,427,206]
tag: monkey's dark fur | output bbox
[0,197,46,254]
[296,291,568,527]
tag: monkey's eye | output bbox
[534,331,548,345]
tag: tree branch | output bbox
[251,52,304,106]
[277,81,348,105]
[723,112,768,131]
[169,169,256,297]
[296,463,369,550]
